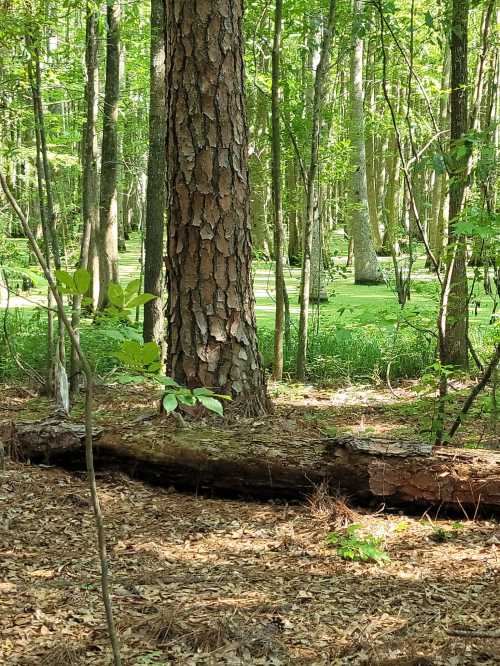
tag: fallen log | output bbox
[9,417,500,511]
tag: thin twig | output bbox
[0,170,122,666]
[447,343,500,441]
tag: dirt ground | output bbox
[0,385,499,665]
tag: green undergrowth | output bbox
[258,323,437,383]
[0,306,494,386]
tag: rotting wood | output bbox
[9,419,500,511]
[12,417,103,461]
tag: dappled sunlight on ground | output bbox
[0,459,498,665]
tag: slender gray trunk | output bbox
[98,0,121,309]
[272,0,285,380]
[349,0,382,285]
[71,5,99,394]
[296,0,336,380]
[143,0,166,347]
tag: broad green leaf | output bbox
[74,268,91,294]
[125,278,141,298]
[142,341,160,364]
[108,283,125,309]
[55,270,75,291]
[126,293,156,308]
[177,394,197,407]
[162,393,178,413]
[198,395,224,416]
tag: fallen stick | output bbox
[446,628,500,639]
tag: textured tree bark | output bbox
[165,0,268,414]
[143,0,166,349]
[348,0,382,285]
[439,0,469,370]
[98,0,121,309]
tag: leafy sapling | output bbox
[158,377,231,417]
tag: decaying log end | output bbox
[11,417,103,462]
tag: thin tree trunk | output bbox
[72,5,99,394]
[365,46,383,251]
[296,0,336,380]
[428,52,450,268]
[98,0,121,309]
[439,0,470,371]
[469,0,495,132]
[27,38,66,395]
[250,86,272,260]
[0,170,122,666]
[349,0,382,285]
[27,57,54,394]
[287,158,301,265]
[143,0,166,349]
[31,45,61,269]
[165,0,268,414]
[272,0,285,381]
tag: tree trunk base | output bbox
[9,418,500,512]
[354,278,384,286]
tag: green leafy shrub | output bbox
[326,524,390,564]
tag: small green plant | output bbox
[430,522,464,543]
[55,267,92,298]
[52,270,230,417]
[158,376,231,417]
[112,340,230,417]
[326,524,390,564]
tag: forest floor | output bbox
[1,384,499,665]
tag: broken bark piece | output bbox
[9,420,500,511]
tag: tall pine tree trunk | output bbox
[349,0,382,285]
[165,0,268,414]
[98,0,120,309]
[143,0,166,348]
